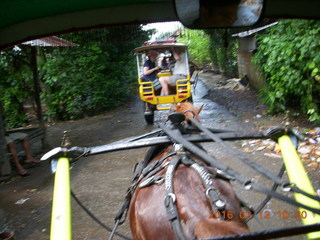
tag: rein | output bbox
[137,144,230,240]
[160,119,320,214]
[113,113,320,239]
[52,111,320,240]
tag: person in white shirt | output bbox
[159,49,188,95]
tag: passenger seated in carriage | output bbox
[141,50,162,91]
[159,48,188,96]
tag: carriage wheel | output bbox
[144,103,155,125]
[144,113,154,124]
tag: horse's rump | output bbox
[129,102,249,239]
[129,150,249,239]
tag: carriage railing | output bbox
[42,120,320,240]
[176,77,191,98]
[138,78,155,96]
[138,76,191,106]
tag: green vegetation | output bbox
[179,21,319,122]
[253,20,320,122]
[0,48,30,127]
[206,29,239,77]
[0,25,152,128]
[178,28,238,77]
[1,20,319,127]
[178,29,212,67]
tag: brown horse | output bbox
[129,102,249,239]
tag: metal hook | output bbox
[167,193,176,203]
[281,182,294,192]
[243,179,256,190]
[155,177,164,184]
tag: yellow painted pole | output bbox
[50,157,72,240]
[278,135,320,239]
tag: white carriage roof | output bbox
[133,43,187,54]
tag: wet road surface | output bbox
[0,78,306,239]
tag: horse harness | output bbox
[158,144,231,240]
[129,116,245,240]
[125,141,234,240]
[111,116,237,240]
[109,113,320,240]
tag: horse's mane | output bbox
[144,143,169,163]
[132,143,170,179]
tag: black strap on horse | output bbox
[164,154,186,240]
[109,149,176,240]
[189,118,320,203]
[163,144,231,238]
[179,150,228,216]
[137,142,229,238]
[160,120,320,215]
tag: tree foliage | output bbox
[178,29,212,67]
[0,25,152,126]
[42,26,151,121]
[0,47,33,128]
[206,29,238,77]
[253,20,320,122]
[178,28,238,77]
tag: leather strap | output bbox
[160,122,320,215]
[164,155,186,240]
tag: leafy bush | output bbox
[206,29,238,77]
[178,29,212,67]
[0,49,31,128]
[0,25,151,124]
[178,28,238,77]
[253,20,320,122]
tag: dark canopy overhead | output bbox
[0,0,177,50]
[0,0,319,50]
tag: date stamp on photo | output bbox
[209,210,308,220]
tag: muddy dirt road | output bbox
[0,76,311,240]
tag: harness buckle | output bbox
[206,187,214,198]
[139,176,155,188]
[243,179,257,190]
[155,177,164,184]
[140,176,164,188]
[281,182,294,192]
[167,193,176,203]
[206,187,226,211]
[215,200,226,210]
[174,144,183,152]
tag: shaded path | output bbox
[0,76,310,240]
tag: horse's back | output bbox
[129,162,249,239]
[129,101,249,239]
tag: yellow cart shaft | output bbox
[50,157,72,240]
[278,135,320,239]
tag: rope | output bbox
[58,118,319,240]
[245,164,286,223]
[70,190,132,240]
[160,121,320,214]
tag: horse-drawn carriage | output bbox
[134,40,195,124]
[2,0,320,239]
